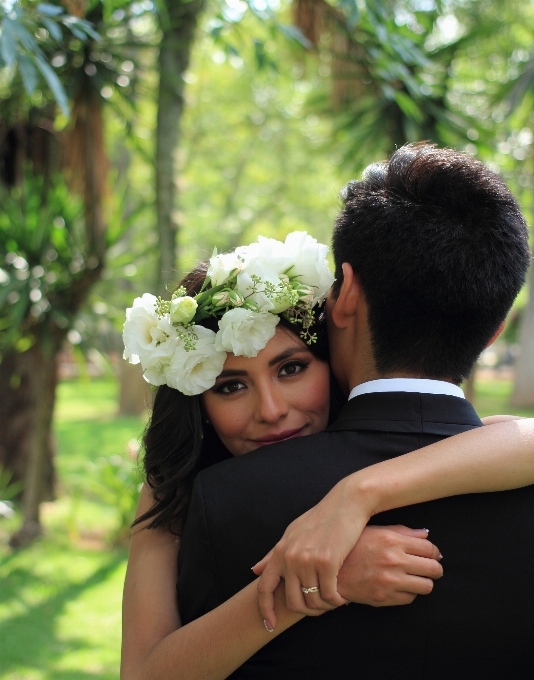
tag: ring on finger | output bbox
[300,585,320,594]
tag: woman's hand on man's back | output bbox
[336,525,443,606]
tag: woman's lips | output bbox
[252,426,306,446]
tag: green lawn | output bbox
[0,379,145,680]
[0,375,533,679]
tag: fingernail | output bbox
[424,528,430,533]
[439,553,443,560]
[263,619,274,633]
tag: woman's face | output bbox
[202,326,331,457]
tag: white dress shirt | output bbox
[348,378,465,401]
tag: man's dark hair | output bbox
[332,143,531,383]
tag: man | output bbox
[178,144,533,677]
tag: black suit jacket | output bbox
[178,393,534,678]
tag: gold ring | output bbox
[300,585,320,594]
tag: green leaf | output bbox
[337,0,360,28]
[35,56,70,116]
[36,3,65,17]
[393,90,425,123]
[0,18,17,67]
[276,23,312,49]
[18,53,38,95]
[67,25,88,41]
[42,17,62,41]
[72,18,101,42]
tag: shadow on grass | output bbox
[0,552,124,679]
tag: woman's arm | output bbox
[121,484,302,680]
[122,489,441,680]
[254,417,534,625]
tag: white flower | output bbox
[166,325,227,396]
[123,293,161,364]
[215,308,279,358]
[208,251,244,286]
[235,237,296,312]
[285,231,335,304]
[170,296,197,324]
[139,316,180,385]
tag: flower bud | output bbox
[212,291,231,308]
[242,299,260,312]
[294,283,314,305]
[228,290,244,307]
[170,296,198,324]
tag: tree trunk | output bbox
[0,331,62,547]
[464,366,476,404]
[511,270,534,407]
[155,0,205,296]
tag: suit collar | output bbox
[327,391,482,437]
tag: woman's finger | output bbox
[284,571,313,614]
[404,554,443,580]
[315,564,348,608]
[384,525,430,539]
[299,566,333,611]
[398,535,441,561]
[398,574,436,597]
[252,550,273,576]
[257,561,281,629]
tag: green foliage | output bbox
[54,378,145,543]
[0,463,24,501]
[72,448,142,544]
[0,1,101,115]
[0,173,88,352]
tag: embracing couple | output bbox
[121,144,534,680]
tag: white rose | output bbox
[166,325,227,396]
[285,231,335,304]
[141,317,180,385]
[214,308,279,358]
[208,251,244,286]
[123,293,160,364]
[235,237,295,312]
[170,296,197,324]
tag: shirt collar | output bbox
[348,378,465,401]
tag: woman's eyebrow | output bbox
[217,368,248,378]
[268,346,309,366]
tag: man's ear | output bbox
[485,320,506,348]
[330,263,361,329]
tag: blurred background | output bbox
[1,0,533,677]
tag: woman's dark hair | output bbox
[133,262,334,533]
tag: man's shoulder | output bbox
[197,430,340,487]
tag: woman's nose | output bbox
[255,383,289,424]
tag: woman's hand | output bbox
[254,515,442,628]
[337,525,442,606]
[252,476,369,624]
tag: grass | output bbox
[0,375,532,679]
[471,374,534,419]
[0,379,146,680]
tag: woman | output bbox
[121,233,534,680]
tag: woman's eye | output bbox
[217,380,246,394]
[279,361,308,377]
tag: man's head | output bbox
[329,143,531,389]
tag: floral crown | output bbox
[122,232,335,396]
